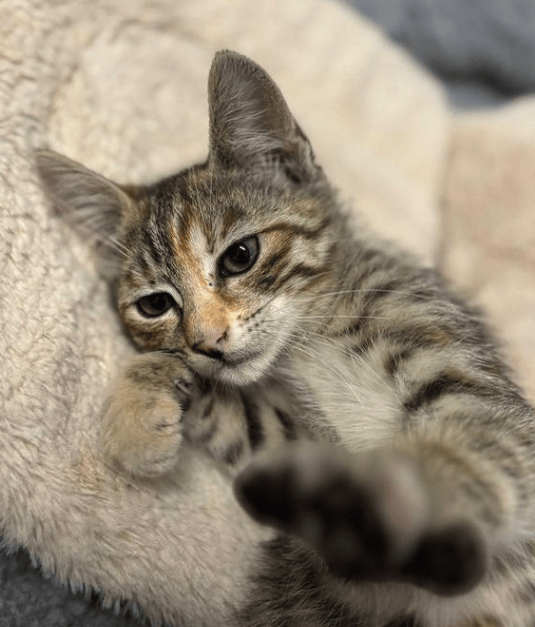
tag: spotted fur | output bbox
[36,51,535,627]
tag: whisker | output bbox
[74,217,132,261]
[285,336,363,405]
[297,288,435,302]
[289,341,363,404]
[260,314,391,328]
[264,314,391,322]
[296,328,386,387]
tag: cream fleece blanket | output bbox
[1,0,534,624]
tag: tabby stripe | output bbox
[222,440,244,465]
[254,247,291,291]
[241,392,264,450]
[331,319,363,338]
[176,177,194,205]
[334,295,398,338]
[133,253,151,276]
[353,253,399,286]
[202,396,215,418]
[153,175,179,218]
[193,420,218,445]
[358,278,410,312]
[222,204,245,237]
[350,336,374,358]
[369,322,458,351]
[196,376,214,396]
[258,248,290,273]
[463,430,523,480]
[262,217,330,241]
[180,395,192,414]
[294,272,330,295]
[159,223,186,275]
[384,348,415,378]
[273,263,325,292]
[256,272,276,291]
[355,247,385,268]
[289,264,324,280]
[403,372,495,414]
[336,307,439,342]
[143,227,164,266]
[274,408,297,440]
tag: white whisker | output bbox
[297,288,434,302]
[285,336,363,405]
[296,327,386,388]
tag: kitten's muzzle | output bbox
[190,324,228,360]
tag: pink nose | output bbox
[202,327,226,346]
[192,327,227,359]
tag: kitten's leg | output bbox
[101,353,194,478]
[234,441,488,596]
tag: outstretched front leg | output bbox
[234,441,488,596]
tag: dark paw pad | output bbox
[234,461,297,527]
[403,522,488,596]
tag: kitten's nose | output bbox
[192,328,227,360]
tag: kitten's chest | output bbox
[287,336,403,450]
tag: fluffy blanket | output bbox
[1,0,534,625]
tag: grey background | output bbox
[344,0,535,108]
[2,1,535,626]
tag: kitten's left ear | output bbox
[35,150,136,270]
[208,50,320,184]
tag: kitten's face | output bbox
[36,51,341,384]
[117,165,334,384]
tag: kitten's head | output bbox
[37,51,343,385]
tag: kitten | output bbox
[36,50,535,627]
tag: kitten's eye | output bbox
[220,236,259,276]
[136,292,175,318]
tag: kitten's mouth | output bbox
[221,349,263,367]
[190,347,268,384]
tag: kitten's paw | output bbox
[234,442,488,596]
[102,356,194,478]
[103,390,184,478]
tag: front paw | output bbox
[234,443,488,596]
[102,355,194,478]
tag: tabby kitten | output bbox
[37,51,535,627]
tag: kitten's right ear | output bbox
[35,150,134,268]
[208,50,319,184]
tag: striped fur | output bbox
[36,51,535,626]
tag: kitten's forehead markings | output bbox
[168,207,229,311]
[165,205,207,289]
[189,222,213,281]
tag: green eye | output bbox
[220,236,259,276]
[136,292,175,317]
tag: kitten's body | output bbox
[37,51,535,627]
